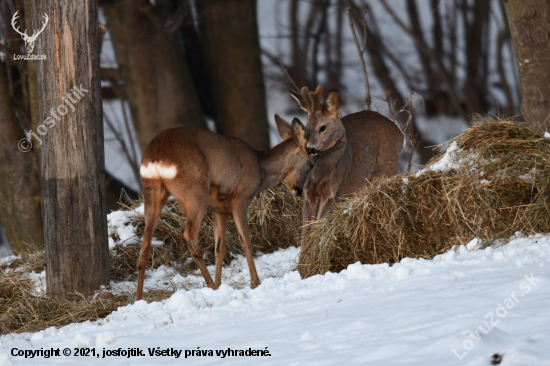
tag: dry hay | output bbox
[0,185,301,335]
[299,117,550,278]
[0,269,129,335]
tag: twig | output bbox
[343,0,371,110]
[398,93,424,173]
[278,60,301,92]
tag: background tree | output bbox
[198,0,271,150]
[503,0,550,131]
[0,1,44,254]
[33,0,109,295]
[102,0,207,151]
[0,61,43,254]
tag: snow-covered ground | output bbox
[1,234,549,365]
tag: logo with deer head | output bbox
[11,11,48,54]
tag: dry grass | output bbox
[0,185,301,335]
[299,117,550,277]
[0,269,127,335]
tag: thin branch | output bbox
[278,59,301,92]
[343,0,371,110]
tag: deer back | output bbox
[141,128,260,192]
[140,124,313,207]
[340,110,403,196]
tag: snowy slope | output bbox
[1,234,549,365]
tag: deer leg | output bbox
[136,180,168,301]
[181,202,215,289]
[232,202,260,288]
[213,212,229,289]
[317,196,334,221]
[299,190,318,264]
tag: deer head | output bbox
[11,11,48,54]
[274,114,314,197]
[290,85,345,156]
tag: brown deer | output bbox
[289,85,404,262]
[135,120,315,301]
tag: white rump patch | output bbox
[140,162,178,179]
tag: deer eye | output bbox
[319,126,326,132]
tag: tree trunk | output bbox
[104,0,207,151]
[503,0,550,130]
[24,0,41,141]
[200,0,270,151]
[33,0,110,295]
[0,61,43,254]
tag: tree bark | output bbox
[104,0,207,151]
[200,0,270,151]
[503,0,550,130]
[24,0,41,141]
[0,61,43,254]
[33,0,110,295]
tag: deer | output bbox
[288,85,404,262]
[11,11,48,54]
[135,118,315,301]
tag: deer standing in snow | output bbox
[135,120,315,301]
[289,85,404,262]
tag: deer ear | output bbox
[291,118,308,147]
[325,89,340,118]
[290,90,308,112]
[275,114,293,141]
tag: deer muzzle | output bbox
[306,147,319,156]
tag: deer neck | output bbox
[320,133,349,164]
[256,140,296,194]
[318,135,352,188]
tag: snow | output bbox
[2,234,549,365]
[415,141,473,177]
[106,204,145,248]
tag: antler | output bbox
[28,14,48,41]
[11,11,29,39]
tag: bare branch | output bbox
[278,59,301,92]
[378,0,467,118]
[343,0,371,110]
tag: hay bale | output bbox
[300,118,550,277]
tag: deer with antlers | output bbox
[289,85,404,263]
[135,120,315,301]
[11,11,48,54]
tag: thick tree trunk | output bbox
[104,0,206,151]
[503,0,550,130]
[0,61,44,254]
[33,0,109,295]
[200,0,270,151]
